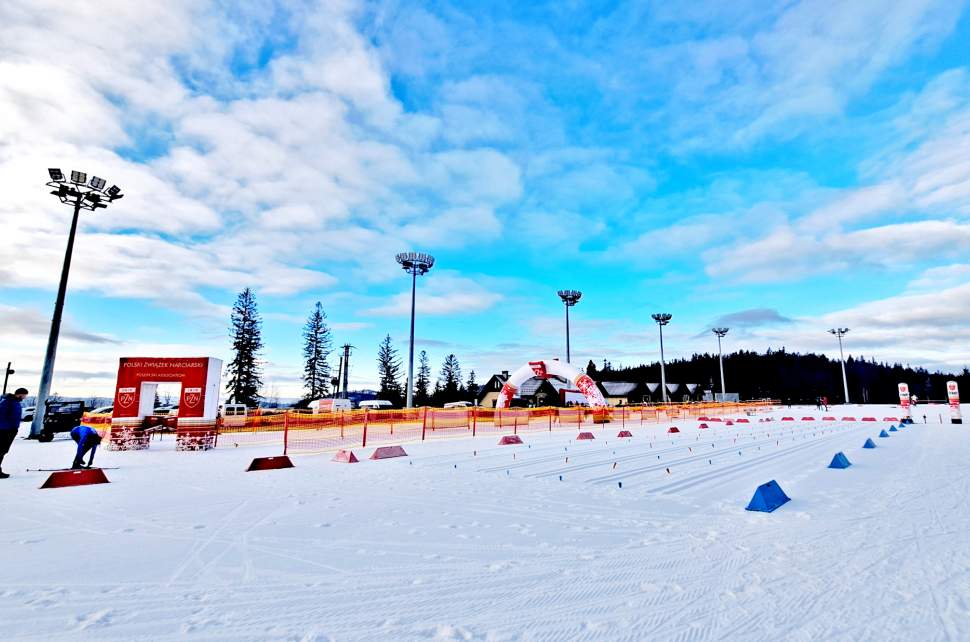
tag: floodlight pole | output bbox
[712,327,729,401]
[30,195,82,438]
[829,328,850,404]
[652,313,672,403]
[396,252,435,408]
[30,169,122,438]
[557,290,582,363]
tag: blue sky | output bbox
[1,0,969,398]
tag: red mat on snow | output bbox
[40,468,110,489]
[246,456,295,472]
[498,435,524,445]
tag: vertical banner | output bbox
[898,383,911,419]
[947,381,962,424]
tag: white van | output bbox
[220,404,247,417]
[358,400,394,410]
[308,398,352,412]
[443,401,473,408]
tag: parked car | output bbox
[153,405,179,417]
[39,399,85,442]
[443,401,473,408]
[21,405,36,423]
[89,405,113,415]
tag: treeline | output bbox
[224,288,478,407]
[375,336,478,406]
[587,348,970,404]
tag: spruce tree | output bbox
[226,287,263,406]
[376,334,403,404]
[302,302,332,400]
[438,354,462,403]
[415,350,431,406]
[466,369,479,402]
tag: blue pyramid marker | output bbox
[863,438,877,449]
[745,480,791,513]
[828,452,851,469]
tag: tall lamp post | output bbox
[712,327,729,401]
[30,169,123,438]
[557,290,582,363]
[396,252,435,408]
[651,313,672,403]
[828,327,851,404]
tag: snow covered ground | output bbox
[2,404,969,641]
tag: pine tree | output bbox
[466,369,479,402]
[302,302,332,400]
[226,287,263,406]
[437,354,462,403]
[415,350,431,406]
[376,335,403,404]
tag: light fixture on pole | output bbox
[712,327,729,402]
[651,313,672,403]
[828,327,851,404]
[557,290,582,363]
[30,169,123,438]
[396,252,435,408]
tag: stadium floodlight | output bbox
[712,327,729,401]
[651,313,673,403]
[828,327,851,404]
[557,290,582,363]
[31,168,123,439]
[396,252,436,408]
[106,185,124,201]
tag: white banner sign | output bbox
[947,380,962,423]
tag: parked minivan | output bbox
[308,398,352,412]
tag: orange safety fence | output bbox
[84,400,779,455]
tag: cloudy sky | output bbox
[1,0,969,398]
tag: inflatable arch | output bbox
[497,360,607,408]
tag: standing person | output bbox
[69,424,102,469]
[0,387,28,479]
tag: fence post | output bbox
[514,411,518,435]
[421,407,428,441]
[340,411,344,440]
[549,409,553,432]
[362,409,368,448]
[472,407,477,437]
[283,410,289,455]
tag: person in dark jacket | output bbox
[0,387,28,479]
[70,425,102,469]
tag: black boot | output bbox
[0,471,9,479]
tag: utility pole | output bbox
[340,344,353,399]
[2,362,13,396]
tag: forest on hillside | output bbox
[586,349,969,405]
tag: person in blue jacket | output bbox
[70,425,102,469]
[0,388,28,479]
